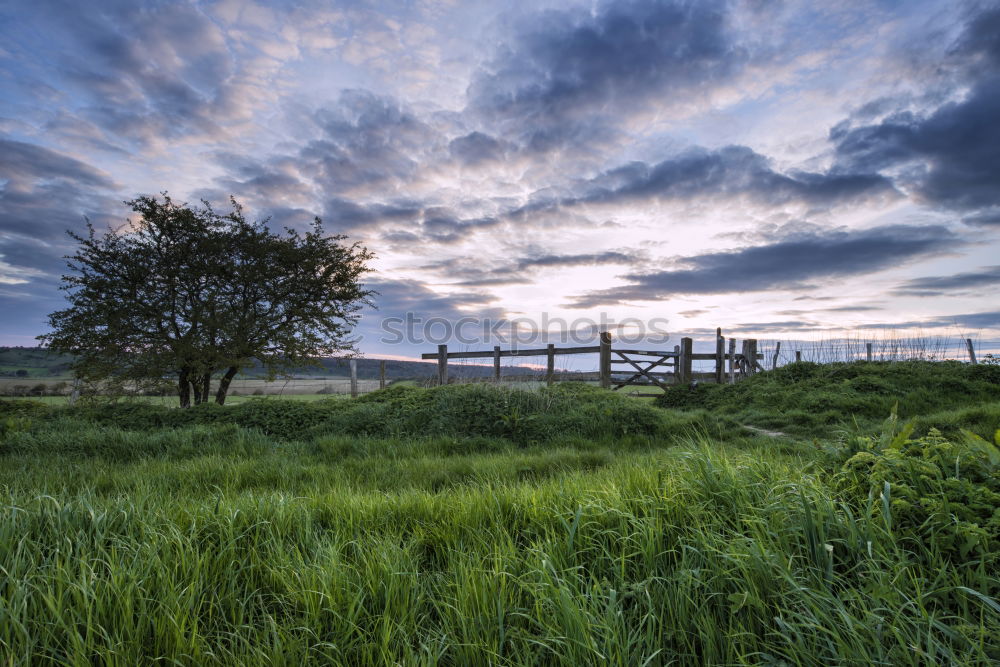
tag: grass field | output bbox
[0,376,384,400]
[1,367,999,665]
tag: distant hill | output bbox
[276,356,540,380]
[0,347,74,378]
[0,347,542,381]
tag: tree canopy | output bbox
[42,194,375,406]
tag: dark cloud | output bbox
[821,305,883,313]
[422,249,645,287]
[322,196,423,236]
[216,170,312,203]
[0,138,119,250]
[304,90,440,195]
[572,145,897,209]
[859,311,1000,330]
[962,209,1000,226]
[401,142,897,247]
[678,309,708,317]
[468,0,750,151]
[894,265,1000,296]
[365,277,500,314]
[0,138,123,343]
[448,132,507,165]
[726,320,824,334]
[832,5,1000,212]
[0,139,115,190]
[421,209,499,243]
[353,278,508,355]
[565,224,957,307]
[26,0,243,145]
[314,194,498,244]
[517,251,641,269]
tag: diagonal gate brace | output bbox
[612,351,673,391]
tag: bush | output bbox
[833,413,1000,574]
[234,399,343,440]
[12,383,734,446]
[656,361,1000,436]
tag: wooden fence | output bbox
[421,329,766,397]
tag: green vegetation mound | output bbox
[657,361,1000,437]
[1,382,738,447]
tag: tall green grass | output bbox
[658,360,1000,437]
[0,379,997,664]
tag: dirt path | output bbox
[741,424,790,439]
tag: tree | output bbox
[41,194,375,406]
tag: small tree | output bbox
[41,194,375,406]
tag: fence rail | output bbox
[421,329,770,395]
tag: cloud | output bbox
[31,0,251,145]
[821,305,883,313]
[412,142,898,246]
[570,145,897,210]
[0,138,119,250]
[832,5,1000,212]
[565,224,958,307]
[0,139,116,191]
[448,131,508,165]
[421,249,646,287]
[961,209,1000,227]
[0,137,123,342]
[725,320,825,334]
[305,89,442,194]
[353,277,509,354]
[859,311,1000,331]
[467,0,752,151]
[894,265,1000,296]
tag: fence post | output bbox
[747,339,758,374]
[546,343,555,386]
[679,337,693,384]
[493,345,501,381]
[379,360,386,390]
[715,328,725,384]
[349,359,358,398]
[795,350,802,362]
[866,342,873,362]
[437,344,448,386]
[772,341,781,370]
[728,338,736,384]
[966,338,978,364]
[69,377,81,405]
[599,332,612,389]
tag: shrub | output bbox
[834,413,1000,574]
[656,361,1000,436]
[232,399,343,440]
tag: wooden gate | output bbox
[423,330,764,394]
[610,348,678,394]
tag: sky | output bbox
[1,0,999,360]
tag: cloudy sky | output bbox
[1,0,998,358]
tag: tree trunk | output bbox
[215,366,239,405]
[178,368,191,408]
[191,373,210,405]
